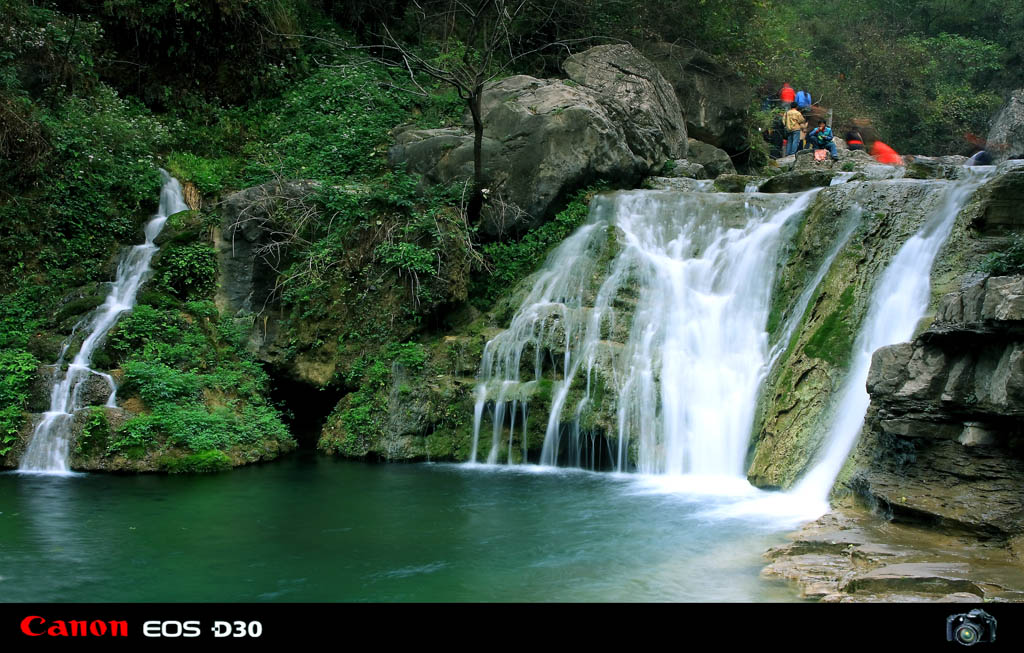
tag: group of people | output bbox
[775,82,903,165]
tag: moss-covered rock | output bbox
[749,179,960,488]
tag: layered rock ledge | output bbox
[765,275,1024,602]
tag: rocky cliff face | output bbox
[764,276,1024,602]
[748,162,1024,489]
[850,275,1024,535]
[641,42,753,155]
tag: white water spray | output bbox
[471,189,818,476]
[18,170,187,474]
[794,168,993,499]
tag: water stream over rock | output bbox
[471,189,818,478]
[18,171,187,474]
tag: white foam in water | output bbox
[18,170,187,474]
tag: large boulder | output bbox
[686,138,736,177]
[641,42,754,153]
[988,89,1024,163]
[389,45,686,237]
[562,44,687,166]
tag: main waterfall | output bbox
[18,170,187,474]
[470,188,818,476]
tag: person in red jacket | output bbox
[780,83,795,107]
[871,140,903,165]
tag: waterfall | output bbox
[18,170,187,474]
[794,168,994,499]
[471,188,818,475]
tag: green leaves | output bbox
[0,348,39,454]
[156,243,218,299]
[980,234,1024,276]
[472,186,599,305]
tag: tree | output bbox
[375,0,567,222]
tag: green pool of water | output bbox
[0,454,803,602]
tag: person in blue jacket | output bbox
[808,120,839,161]
[796,89,812,108]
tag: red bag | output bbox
[814,149,828,162]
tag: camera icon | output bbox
[947,609,997,646]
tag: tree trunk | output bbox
[467,89,485,223]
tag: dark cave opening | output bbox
[269,375,346,449]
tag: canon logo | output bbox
[20,616,128,637]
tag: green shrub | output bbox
[165,152,239,195]
[472,187,601,305]
[156,243,218,299]
[0,348,39,454]
[161,449,232,473]
[980,234,1024,276]
[120,361,202,404]
[75,407,109,456]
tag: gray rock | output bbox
[773,155,796,172]
[643,177,703,192]
[712,173,757,193]
[215,180,320,317]
[934,275,1024,328]
[389,45,687,237]
[28,366,58,413]
[662,159,707,179]
[641,42,753,153]
[905,155,968,180]
[988,89,1024,163]
[758,170,834,193]
[563,44,687,166]
[686,138,735,177]
[77,372,113,406]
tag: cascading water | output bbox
[471,188,818,476]
[794,167,994,499]
[18,170,187,474]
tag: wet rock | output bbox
[77,371,113,406]
[987,89,1024,163]
[749,179,954,488]
[643,176,703,192]
[763,507,1024,602]
[758,170,834,193]
[841,274,1024,539]
[905,155,968,180]
[712,173,757,192]
[662,159,707,179]
[28,366,58,413]
[687,138,735,177]
[969,162,1024,231]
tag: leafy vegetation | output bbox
[471,187,600,306]
[0,349,38,455]
[981,234,1024,276]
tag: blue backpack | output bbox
[796,90,811,107]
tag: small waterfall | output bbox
[794,168,994,499]
[18,170,187,474]
[471,188,818,475]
